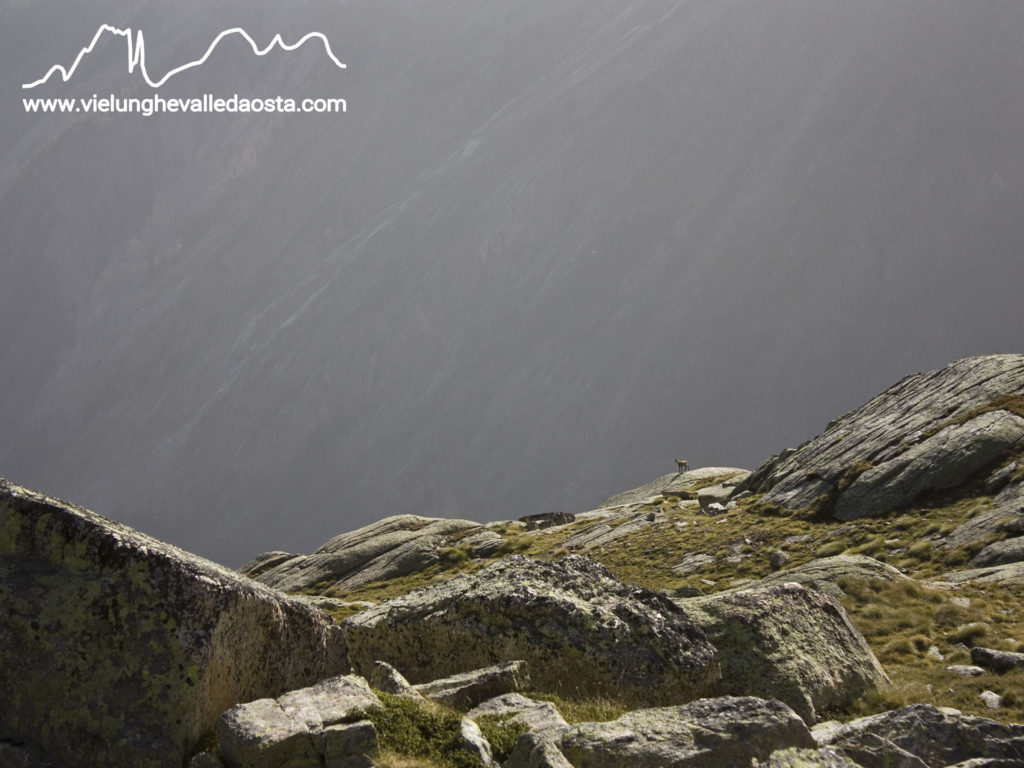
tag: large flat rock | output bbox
[342,554,720,704]
[0,479,350,768]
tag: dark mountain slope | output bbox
[2,0,1024,563]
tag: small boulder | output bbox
[368,661,423,700]
[459,717,497,767]
[342,555,720,704]
[947,665,986,677]
[971,647,1024,673]
[413,661,530,710]
[519,512,576,531]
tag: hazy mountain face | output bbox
[3,0,1024,565]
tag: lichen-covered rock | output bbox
[739,355,1024,519]
[342,555,720,704]
[217,675,380,768]
[815,704,1024,767]
[413,660,530,709]
[250,514,484,592]
[0,479,350,768]
[555,697,815,768]
[678,582,888,723]
[467,694,569,738]
[753,747,863,768]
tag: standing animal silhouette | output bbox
[675,459,688,473]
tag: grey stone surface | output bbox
[556,697,815,768]
[413,660,530,710]
[971,646,1024,673]
[947,665,986,677]
[519,512,576,530]
[0,479,350,768]
[679,582,888,723]
[250,514,484,592]
[218,676,380,768]
[739,356,1024,519]
[815,704,1024,768]
[342,555,720,704]
[602,468,749,507]
[672,553,716,574]
[753,747,864,768]
[825,731,929,768]
[503,733,575,768]
[368,661,423,699]
[458,717,497,767]
[943,561,1024,585]
[969,536,1024,568]
[833,410,1024,521]
[697,484,733,512]
[944,481,1024,552]
[238,551,303,579]
[467,694,569,738]
[563,510,660,551]
[322,721,377,768]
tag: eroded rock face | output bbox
[342,555,720,704]
[678,582,889,723]
[554,697,815,768]
[815,704,1024,768]
[0,480,350,768]
[739,355,1024,520]
[245,514,484,593]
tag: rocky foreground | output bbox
[3,354,1024,767]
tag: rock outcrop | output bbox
[241,514,485,592]
[342,555,720,704]
[467,694,569,738]
[758,555,911,597]
[738,355,1024,521]
[510,696,816,768]
[602,467,749,508]
[0,480,350,768]
[217,676,380,768]
[412,660,530,709]
[679,582,889,723]
[814,704,1024,767]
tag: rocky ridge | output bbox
[4,355,1024,767]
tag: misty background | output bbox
[2,0,1023,566]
